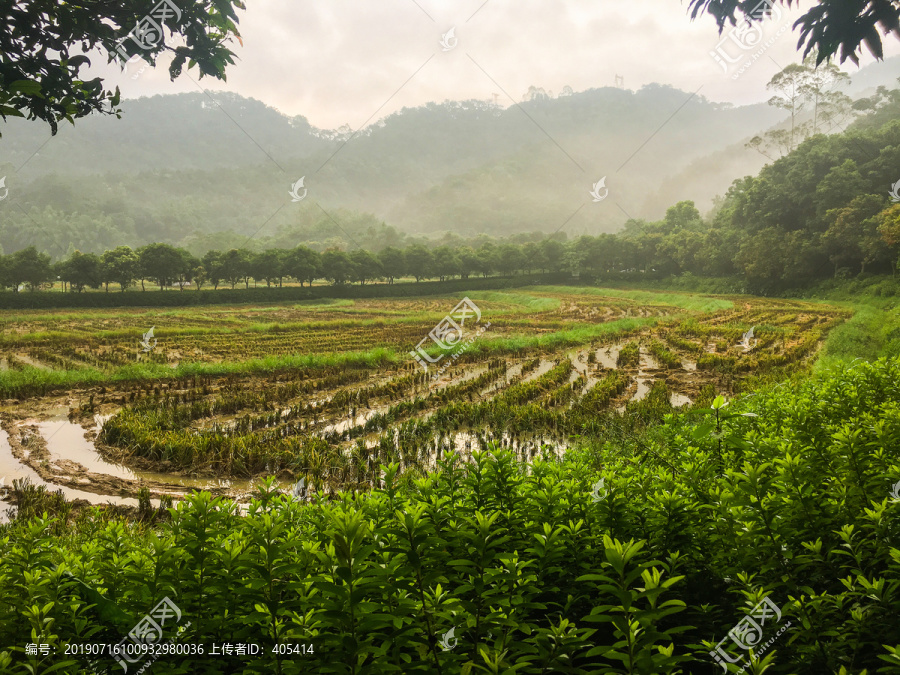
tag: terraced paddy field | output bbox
[0,286,848,515]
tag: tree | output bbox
[321,249,355,285]
[664,201,703,231]
[0,0,244,137]
[475,244,497,278]
[9,246,52,291]
[456,247,481,280]
[0,254,11,291]
[176,249,200,290]
[100,246,139,292]
[251,249,285,287]
[431,246,460,281]
[815,160,868,221]
[192,265,208,291]
[687,0,900,65]
[61,251,102,292]
[748,56,853,159]
[349,249,382,285]
[735,228,791,294]
[522,85,550,102]
[378,247,405,284]
[799,55,852,135]
[221,249,251,289]
[520,242,546,274]
[495,243,526,276]
[563,240,589,276]
[852,78,900,129]
[876,203,900,275]
[404,245,434,282]
[138,243,184,291]
[539,239,566,273]
[766,63,811,154]
[201,250,225,290]
[284,246,321,287]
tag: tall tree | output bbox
[799,55,852,134]
[767,63,811,154]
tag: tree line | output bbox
[0,239,573,292]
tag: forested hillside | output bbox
[0,82,790,252]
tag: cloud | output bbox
[92,0,900,129]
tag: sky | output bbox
[93,0,900,130]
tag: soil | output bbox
[1,410,248,503]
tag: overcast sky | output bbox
[95,0,900,130]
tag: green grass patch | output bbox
[529,285,733,313]
[617,340,641,367]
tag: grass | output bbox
[464,290,561,313]
[435,317,657,359]
[529,285,734,313]
[0,349,399,398]
[811,292,900,371]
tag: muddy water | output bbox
[632,378,654,402]
[321,408,384,435]
[670,393,692,407]
[31,408,247,492]
[595,345,620,369]
[638,350,659,371]
[523,359,555,382]
[0,429,148,523]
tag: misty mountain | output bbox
[1,59,896,255]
